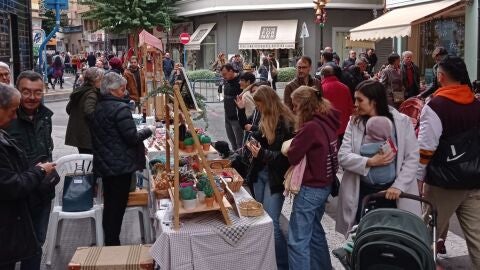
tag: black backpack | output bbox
[426,127,480,189]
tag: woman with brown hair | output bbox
[211,52,227,100]
[286,86,340,270]
[245,85,295,270]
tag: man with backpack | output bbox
[416,56,480,267]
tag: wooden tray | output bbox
[168,187,231,215]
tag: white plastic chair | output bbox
[124,171,153,243]
[45,154,104,265]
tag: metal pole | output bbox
[38,2,61,88]
[477,0,480,80]
[320,25,324,50]
[183,47,187,71]
[302,37,305,56]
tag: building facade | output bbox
[1,0,33,81]
[352,0,478,83]
[175,0,386,70]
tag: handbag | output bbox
[270,65,278,77]
[283,155,306,196]
[62,163,95,212]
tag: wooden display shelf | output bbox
[167,138,217,157]
[168,187,231,215]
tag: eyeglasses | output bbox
[296,66,309,70]
[0,72,9,78]
[21,90,44,98]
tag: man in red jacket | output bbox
[320,65,353,146]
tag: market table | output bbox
[149,188,277,270]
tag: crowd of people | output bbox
[1,42,480,270]
[0,58,156,268]
[217,46,480,270]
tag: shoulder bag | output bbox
[426,127,480,189]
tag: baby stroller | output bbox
[333,192,438,270]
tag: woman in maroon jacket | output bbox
[287,86,340,270]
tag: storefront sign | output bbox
[259,26,277,40]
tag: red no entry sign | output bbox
[180,33,190,45]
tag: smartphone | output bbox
[249,137,259,147]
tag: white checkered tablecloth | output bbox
[150,188,277,270]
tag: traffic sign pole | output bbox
[179,32,191,70]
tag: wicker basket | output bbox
[239,199,264,217]
[154,189,170,199]
[212,168,244,192]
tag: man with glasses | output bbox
[0,61,11,84]
[284,56,320,110]
[6,71,55,270]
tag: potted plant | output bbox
[180,186,197,210]
[183,137,194,153]
[196,175,208,202]
[200,135,212,151]
[203,182,215,207]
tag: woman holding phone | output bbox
[245,85,295,270]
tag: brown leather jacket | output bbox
[123,67,146,102]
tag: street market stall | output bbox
[141,81,277,269]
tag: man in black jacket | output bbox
[6,71,57,270]
[0,82,56,269]
[90,72,154,246]
[221,64,243,150]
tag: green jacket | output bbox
[5,104,55,205]
[65,83,99,149]
[6,104,54,164]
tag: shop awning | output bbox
[185,23,216,51]
[345,39,375,49]
[238,20,298,50]
[350,0,463,41]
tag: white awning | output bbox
[350,0,463,41]
[185,23,216,51]
[238,20,298,50]
[345,39,375,49]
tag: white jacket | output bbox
[335,108,421,236]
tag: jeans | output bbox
[20,200,52,270]
[253,168,289,270]
[288,185,332,270]
[102,173,132,246]
[225,118,244,150]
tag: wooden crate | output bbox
[68,245,153,270]
[127,188,148,207]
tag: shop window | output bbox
[200,31,216,70]
[420,17,465,82]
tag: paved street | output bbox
[35,83,474,269]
